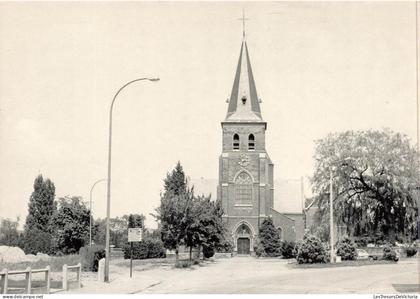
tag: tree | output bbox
[257,218,281,257]
[0,217,22,247]
[23,175,57,254]
[128,214,145,228]
[52,196,91,254]
[311,129,419,243]
[187,195,226,260]
[154,161,194,262]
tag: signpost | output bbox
[128,228,143,278]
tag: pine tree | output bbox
[154,161,194,262]
[163,161,187,196]
[258,217,281,257]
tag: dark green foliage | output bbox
[52,196,90,254]
[187,196,226,259]
[128,214,144,229]
[311,129,419,243]
[382,245,398,261]
[122,239,166,259]
[258,218,281,257]
[254,242,266,257]
[25,175,56,233]
[295,234,327,264]
[23,228,53,254]
[203,246,215,258]
[24,175,56,254]
[80,245,105,271]
[154,161,227,263]
[154,162,193,260]
[164,161,187,196]
[336,237,357,261]
[0,218,22,247]
[280,241,296,258]
[216,240,234,253]
[405,245,417,257]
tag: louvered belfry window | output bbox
[248,134,255,150]
[233,134,240,150]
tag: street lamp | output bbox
[89,178,106,246]
[329,157,351,263]
[104,77,159,282]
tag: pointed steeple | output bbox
[225,36,262,122]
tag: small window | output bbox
[241,96,247,105]
[233,134,240,150]
[248,134,255,150]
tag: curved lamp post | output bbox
[105,77,160,282]
[89,178,107,246]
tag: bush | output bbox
[295,234,327,264]
[254,242,266,257]
[23,229,53,255]
[405,245,417,257]
[280,241,296,258]
[79,245,105,271]
[203,246,215,258]
[382,245,398,261]
[122,239,166,260]
[215,240,234,253]
[258,218,282,257]
[336,237,357,261]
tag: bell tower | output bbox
[217,31,274,255]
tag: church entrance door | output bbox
[237,237,250,254]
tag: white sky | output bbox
[0,2,418,229]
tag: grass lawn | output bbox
[288,259,398,269]
[0,254,81,272]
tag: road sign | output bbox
[128,228,143,242]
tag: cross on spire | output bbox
[238,10,250,39]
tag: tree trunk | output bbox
[175,246,179,263]
[189,246,192,261]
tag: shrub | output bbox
[254,242,266,258]
[405,245,417,257]
[336,237,357,261]
[122,239,166,260]
[295,234,327,264]
[280,241,296,258]
[382,245,398,261]
[23,229,53,255]
[215,240,234,253]
[203,246,215,258]
[258,218,282,257]
[79,245,105,271]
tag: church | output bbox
[216,30,305,255]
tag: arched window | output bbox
[233,134,240,150]
[248,134,255,150]
[235,172,252,203]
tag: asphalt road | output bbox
[139,257,419,294]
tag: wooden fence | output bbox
[0,266,51,294]
[62,263,82,291]
[0,263,82,294]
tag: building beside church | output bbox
[217,32,305,255]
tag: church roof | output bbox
[225,37,263,122]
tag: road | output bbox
[68,257,419,294]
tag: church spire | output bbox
[225,20,262,122]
